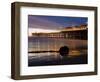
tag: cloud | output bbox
[28,16,63,30]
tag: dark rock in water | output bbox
[59,46,69,56]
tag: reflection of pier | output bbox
[32,24,87,40]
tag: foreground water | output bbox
[28,37,87,66]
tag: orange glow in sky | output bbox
[28,28,60,36]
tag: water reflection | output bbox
[28,37,87,66]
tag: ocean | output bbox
[28,37,87,66]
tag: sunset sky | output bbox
[28,15,87,36]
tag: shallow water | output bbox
[28,37,87,52]
[28,37,87,66]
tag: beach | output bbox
[28,37,87,66]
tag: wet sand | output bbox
[28,54,87,66]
